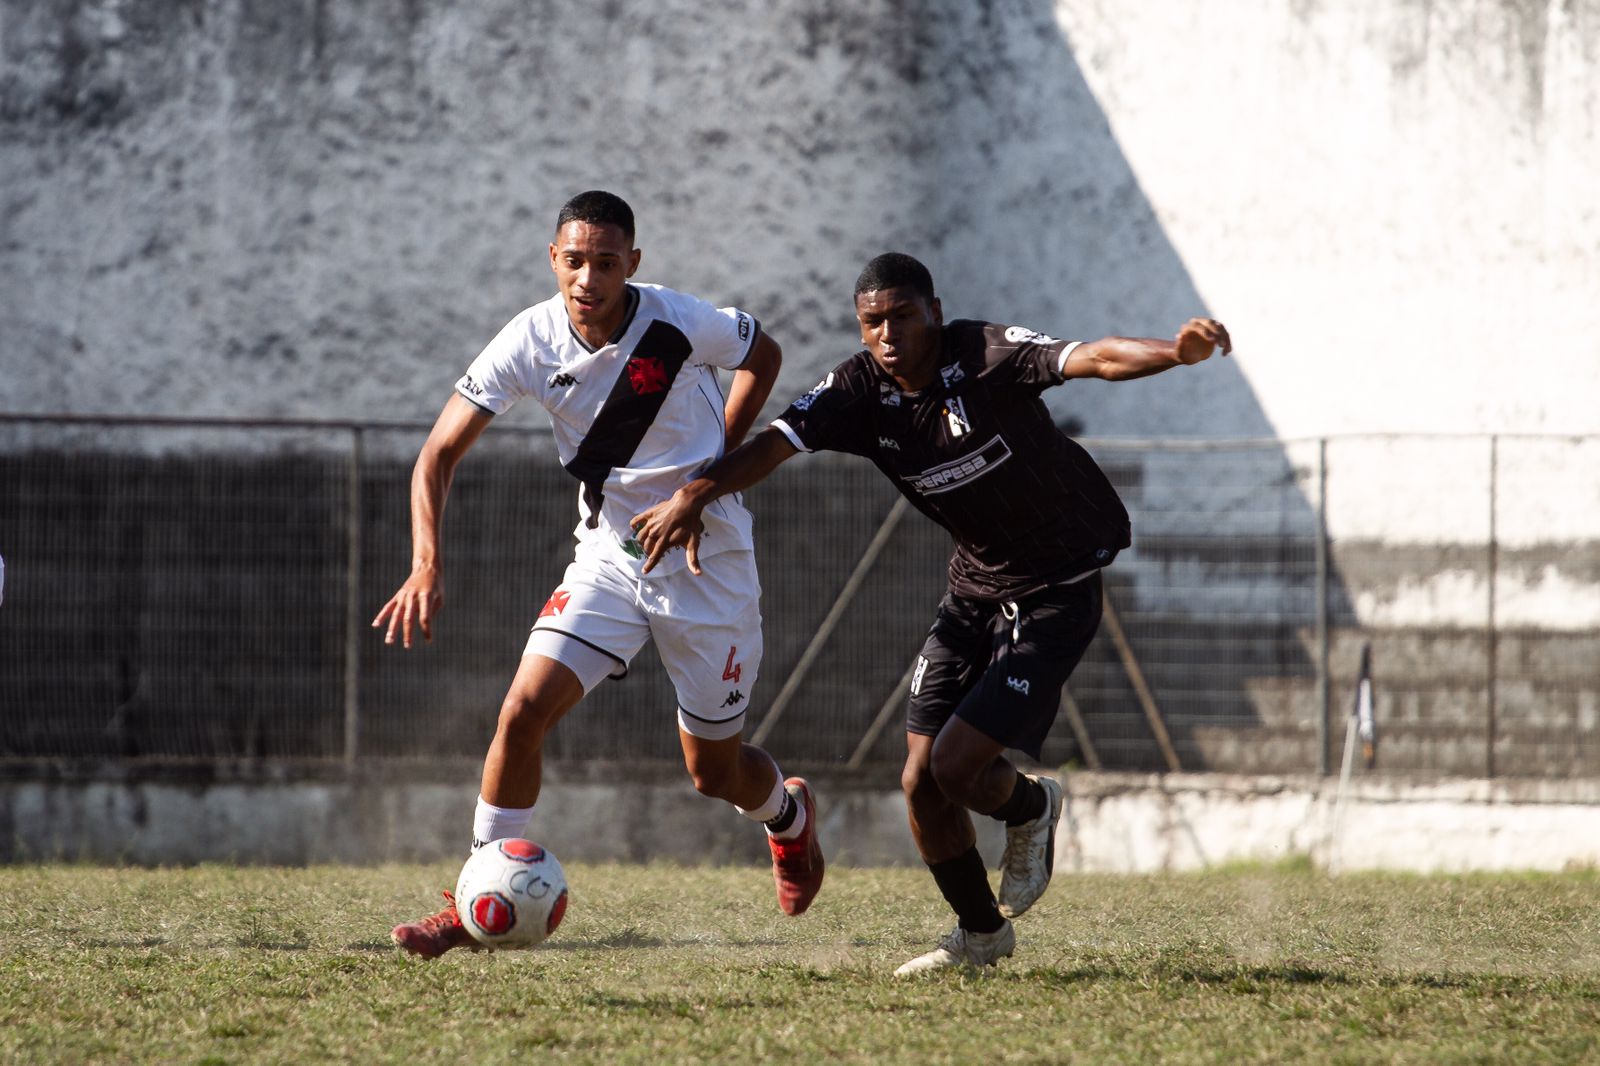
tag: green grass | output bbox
[2,861,1599,1064]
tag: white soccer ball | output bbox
[454,837,569,949]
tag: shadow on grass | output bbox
[1031,959,1599,997]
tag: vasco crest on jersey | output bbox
[943,396,973,438]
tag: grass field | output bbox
[3,860,1598,1064]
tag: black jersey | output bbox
[773,319,1131,601]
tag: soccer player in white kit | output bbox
[375,191,824,958]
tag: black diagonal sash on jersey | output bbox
[563,319,693,527]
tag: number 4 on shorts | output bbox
[723,646,741,683]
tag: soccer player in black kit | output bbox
[633,253,1231,975]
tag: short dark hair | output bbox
[854,252,935,302]
[556,190,635,244]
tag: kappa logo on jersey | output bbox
[538,590,571,618]
[1006,676,1031,696]
[940,364,966,388]
[878,436,900,451]
[737,313,752,341]
[626,356,671,395]
[878,384,902,407]
[460,374,485,398]
[722,647,742,684]
[790,372,835,411]
[905,435,1013,496]
[1004,325,1059,346]
[720,690,745,708]
[548,372,579,388]
[944,397,971,437]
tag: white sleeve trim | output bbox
[770,418,811,453]
[1056,340,1085,377]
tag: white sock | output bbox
[737,776,807,841]
[472,795,534,850]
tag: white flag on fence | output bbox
[1355,642,1376,769]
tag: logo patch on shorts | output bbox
[910,656,929,696]
[539,590,571,618]
[1006,676,1031,696]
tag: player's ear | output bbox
[548,242,560,272]
[626,248,641,277]
[930,297,943,328]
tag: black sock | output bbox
[763,790,797,835]
[987,772,1046,827]
[927,846,1004,934]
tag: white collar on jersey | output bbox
[566,284,642,354]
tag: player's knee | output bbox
[928,744,982,807]
[687,762,737,801]
[900,757,925,797]
[494,694,556,750]
[901,754,943,806]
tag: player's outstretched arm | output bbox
[633,426,800,575]
[723,333,783,452]
[1062,318,1232,381]
[371,395,493,648]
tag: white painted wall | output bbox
[2,0,1595,634]
[1054,0,1600,439]
[8,771,1599,873]
[14,0,1593,442]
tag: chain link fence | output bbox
[1,415,1595,778]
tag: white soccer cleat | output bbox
[997,773,1064,919]
[893,921,1016,977]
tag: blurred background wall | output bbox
[1,0,1597,861]
[5,0,1592,437]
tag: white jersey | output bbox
[455,283,760,576]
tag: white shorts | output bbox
[525,547,763,741]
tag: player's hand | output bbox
[632,495,707,576]
[1175,318,1232,365]
[371,564,442,648]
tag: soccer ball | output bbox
[454,838,569,949]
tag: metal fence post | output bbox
[1486,434,1498,779]
[1316,437,1330,775]
[344,426,364,767]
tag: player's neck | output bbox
[566,286,638,351]
[572,318,619,350]
[891,343,944,393]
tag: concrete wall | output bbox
[10,0,1594,440]
[7,767,1600,873]
[2,2,1595,784]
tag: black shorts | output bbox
[906,572,1103,760]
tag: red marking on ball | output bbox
[547,888,569,935]
[471,891,516,936]
[499,839,546,863]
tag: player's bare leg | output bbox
[392,656,584,959]
[895,730,1014,976]
[681,730,824,915]
[928,716,1061,918]
[480,655,587,809]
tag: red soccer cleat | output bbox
[390,890,479,959]
[769,777,825,916]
